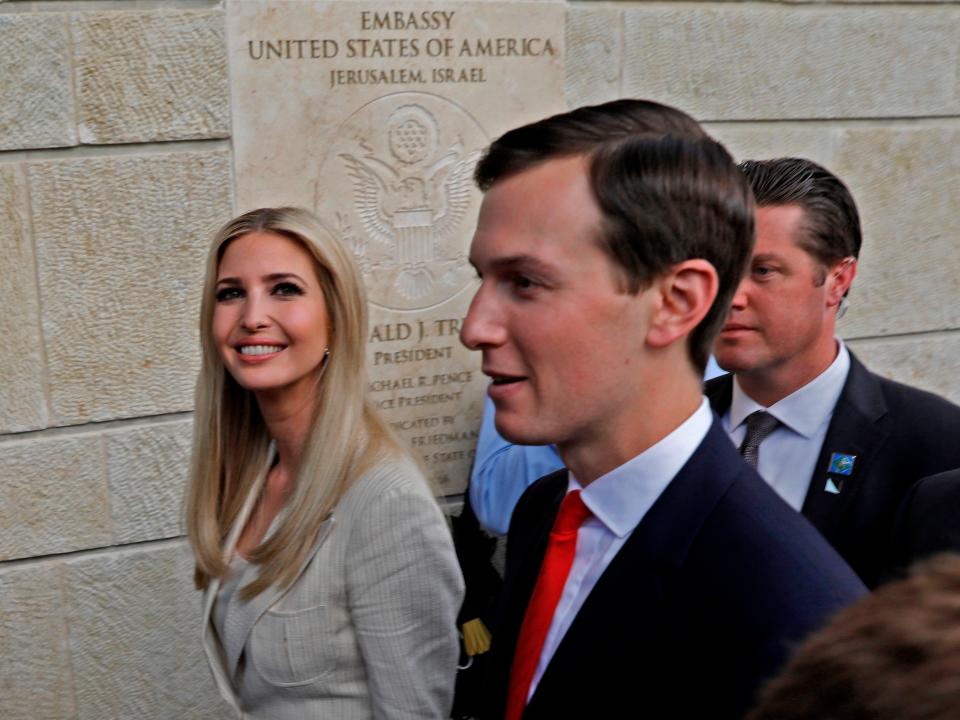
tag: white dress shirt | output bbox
[722,340,851,510]
[528,398,714,698]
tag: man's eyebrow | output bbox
[751,253,783,264]
[488,254,556,274]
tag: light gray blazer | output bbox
[201,453,465,719]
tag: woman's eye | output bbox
[215,287,243,302]
[273,281,304,297]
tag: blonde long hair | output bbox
[186,207,401,599]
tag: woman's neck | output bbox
[234,390,314,558]
[255,387,317,481]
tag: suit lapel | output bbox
[801,353,889,542]
[708,362,892,547]
[529,421,742,710]
[221,515,335,680]
[530,524,663,710]
[202,444,337,684]
[490,472,566,719]
[200,573,241,713]
[501,476,565,647]
[704,373,733,416]
[200,444,274,708]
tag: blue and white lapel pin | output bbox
[824,452,856,494]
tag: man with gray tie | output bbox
[708,157,960,588]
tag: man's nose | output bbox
[460,284,506,351]
[729,282,749,311]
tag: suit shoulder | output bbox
[342,454,437,515]
[892,468,960,568]
[342,456,455,561]
[873,372,960,427]
[870,376,960,453]
[918,466,960,484]
[702,471,865,598]
[907,468,960,507]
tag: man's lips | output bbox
[483,369,527,401]
[483,368,527,385]
[721,323,754,333]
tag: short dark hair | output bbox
[739,158,862,267]
[747,554,960,720]
[475,99,755,373]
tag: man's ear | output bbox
[646,259,718,350]
[826,257,857,309]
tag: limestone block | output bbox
[847,333,960,405]
[0,13,76,151]
[64,541,234,719]
[28,150,233,425]
[566,5,622,109]
[705,124,833,168]
[73,10,229,144]
[0,164,47,433]
[623,6,960,120]
[0,436,111,561]
[831,126,960,339]
[0,562,76,719]
[106,420,193,544]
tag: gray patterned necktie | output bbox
[739,411,780,468]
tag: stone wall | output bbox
[1,3,237,715]
[567,2,960,392]
[1,0,958,716]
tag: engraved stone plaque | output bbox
[227,0,565,494]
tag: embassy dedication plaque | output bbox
[227,0,565,493]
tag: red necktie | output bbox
[505,489,591,720]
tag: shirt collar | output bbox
[730,340,851,439]
[569,398,713,538]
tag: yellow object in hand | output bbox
[462,618,492,656]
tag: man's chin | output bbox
[493,415,554,447]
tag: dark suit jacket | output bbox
[484,420,865,720]
[891,468,960,571]
[705,352,960,588]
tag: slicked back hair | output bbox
[474,99,755,373]
[739,158,862,270]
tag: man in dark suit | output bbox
[459,100,865,720]
[709,158,960,588]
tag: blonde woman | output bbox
[187,207,464,719]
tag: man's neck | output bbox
[559,378,703,486]
[736,336,839,407]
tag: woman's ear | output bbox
[646,259,718,350]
